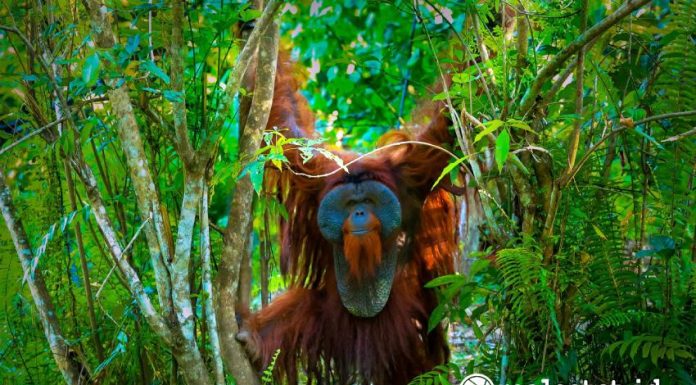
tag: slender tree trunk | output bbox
[0,170,88,385]
[201,182,225,385]
[63,159,105,361]
[216,17,280,385]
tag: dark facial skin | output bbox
[317,180,402,317]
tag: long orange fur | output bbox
[238,50,459,385]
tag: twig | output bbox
[202,0,282,155]
[0,118,66,156]
[635,110,696,126]
[662,127,696,143]
[563,110,696,185]
[287,140,460,179]
[512,145,550,155]
[420,0,497,113]
[565,0,588,172]
[518,0,651,117]
[95,216,151,299]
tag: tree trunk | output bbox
[216,17,280,385]
[0,170,89,385]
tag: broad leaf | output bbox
[495,128,511,172]
[82,53,100,87]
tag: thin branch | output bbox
[518,0,651,117]
[0,170,88,385]
[201,182,225,385]
[71,159,172,344]
[662,127,696,143]
[0,118,66,156]
[541,60,577,106]
[170,0,195,167]
[95,216,150,299]
[635,110,696,125]
[287,140,459,179]
[201,0,282,156]
[63,159,104,361]
[563,110,696,185]
[565,0,588,172]
[420,0,497,113]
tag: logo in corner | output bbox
[460,373,495,385]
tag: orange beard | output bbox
[343,223,382,280]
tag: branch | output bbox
[565,0,588,172]
[0,118,66,156]
[63,159,105,361]
[201,0,282,155]
[518,0,651,117]
[170,0,195,167]
[216,17,280,385]
[635,110,696,125]
[95,216,150,299]
[82,0,176,326]
[420,0,497,112]
[0,170,88,385]
[662,127,696,143]
[70,159,173,344]
[201,182,225,385]
[287,140,459,178]
[172,175,203,340]
[562,110,696,185]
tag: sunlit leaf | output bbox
[82,53,100,87]
[432,155,468,190]
[474,119,504,143]
[141,60,171,84]
[495,128,510,172]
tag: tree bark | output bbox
[216,18,280,385]
[0,170,88,385]
[201,182,226,385]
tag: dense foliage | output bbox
[0,0,694,384]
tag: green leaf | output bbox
[432,155,468,190]
[495,129,511,172]
[427,304,446,332]
[592,224,608,240]
[125,34,140,55]
[469,259,490,277]
[82,53,100,87]
[239,161,264,194]
[163,90,184,103]
[474,119,504,143]
[141,60,171,84]
[471,320,484,340]
[425,274,464,288]
[452,72,475,83]
[240,8,262,21]
[650,344,660,365]
[629,338,641,359]
[507,118,536,135]
[432,92,448,101]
